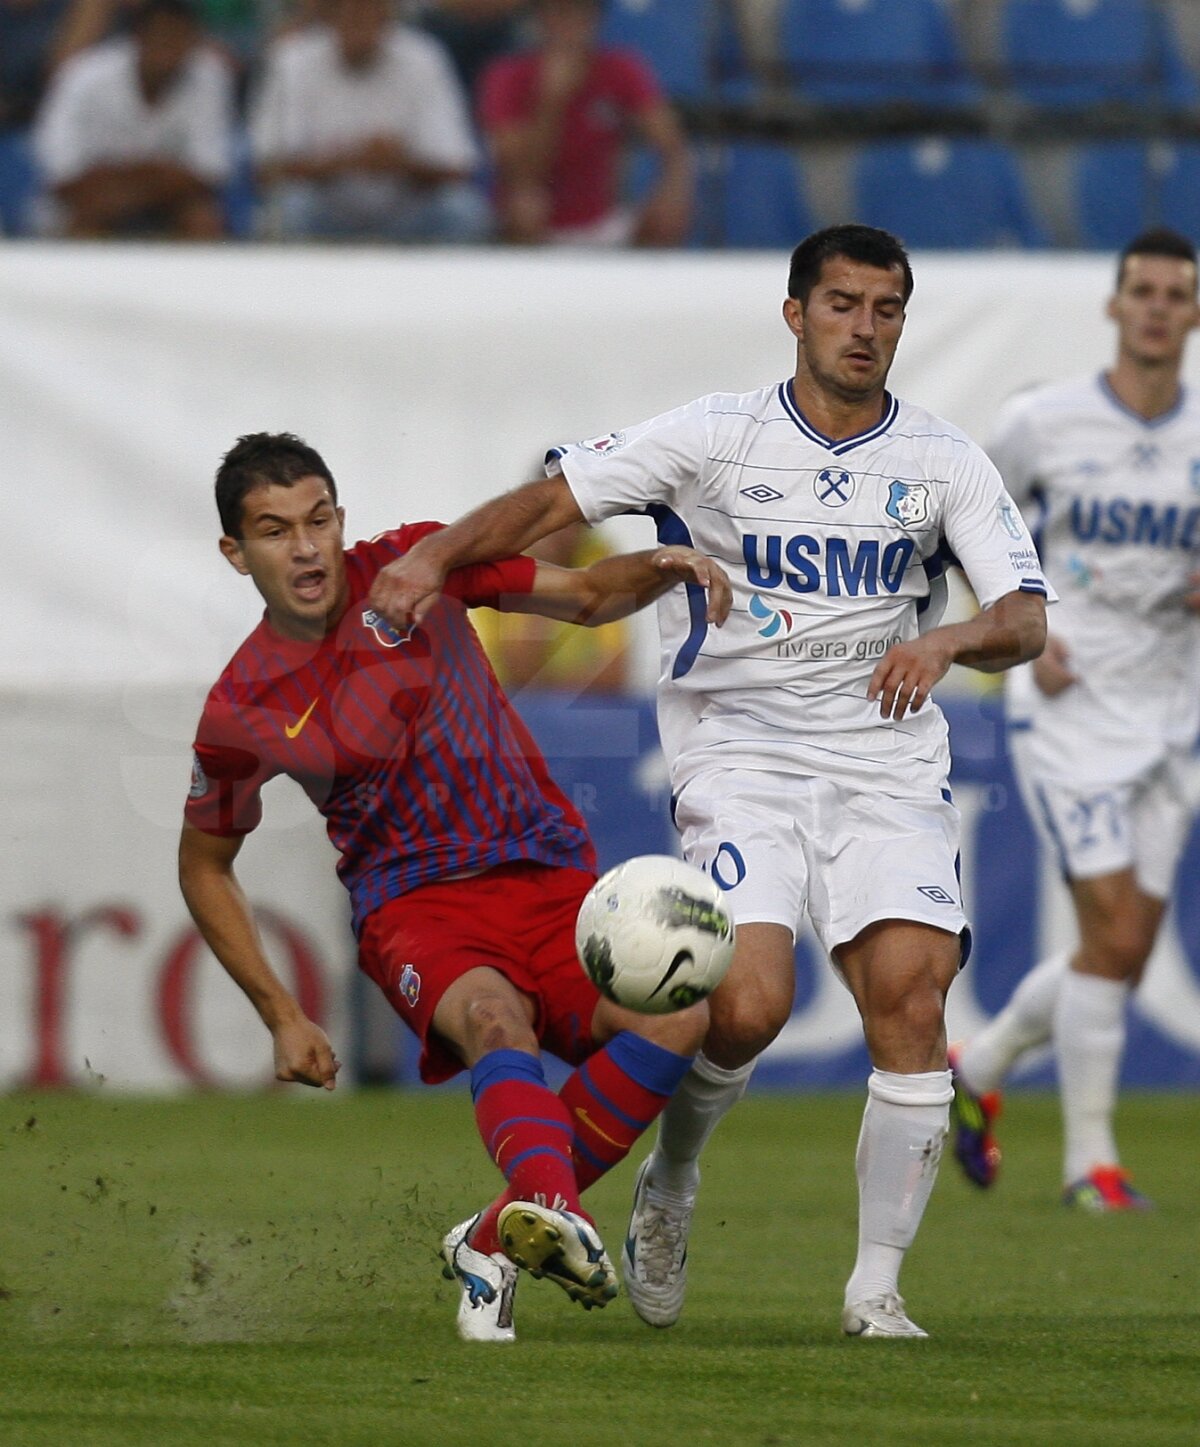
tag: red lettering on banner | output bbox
[157,907,326,1087]
[17,906,142,1087]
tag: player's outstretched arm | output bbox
[518,546,732,627]
[868,589,1047,721]
[178,823,341,1091]
[369,476,584,631]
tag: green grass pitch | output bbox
[1,1088,1198,1447]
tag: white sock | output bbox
[958,950,1069,1093]
[1056,970,1129,1184]
[844,1069,953,1308]
[646,1051,756,1195]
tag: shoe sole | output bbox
[498,1205,618,1310]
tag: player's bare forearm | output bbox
[178,824,340,1089]
[368,476,582,628]
[524,546,731,626]
[868,590,1046,720]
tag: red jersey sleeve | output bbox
[184,697,273,837]
[355,524,536,608]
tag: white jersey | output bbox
[992,374,1200,783]
[551,381,1050,798]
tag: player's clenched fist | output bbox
[369,549,448,631]
[272,1017,341,1091]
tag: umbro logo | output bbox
[740,484,785,504]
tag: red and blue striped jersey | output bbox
[185,524,596,934]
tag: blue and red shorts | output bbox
[358,860,600,1084]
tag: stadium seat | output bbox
[1001,0,1199,112]
[600,0,718,101]
[713,143,815,249]
[853,137,1049,249]
[0,129,38,237]
[1075,140,1200,248]
[777,0,980,110]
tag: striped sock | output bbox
[563,1033,694,1192]
[468,1049,580,1255]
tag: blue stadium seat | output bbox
[714,143,815,249]
[0,129,38,236]
[1075,141,1200,248]
[600,0,717,101]
[1001,0,1198,111]
[853,138,1049,249]
[778,0,979,110]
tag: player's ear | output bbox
[1105,292,1120,323]
[782,296,804,339]
[219,534,250,575]
[336,506,346,531]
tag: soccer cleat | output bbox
[440,1215,518,1343]
[841,1294,929,1339]
[622,1157,695,1329]
[497,1201,618,1310]
[1062,1165,1153,1213]
[948,1043,1003,1188]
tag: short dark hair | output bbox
[1116,227,1198,290]
[787,224,914,306]
[215,432,338,537]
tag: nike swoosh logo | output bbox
[574,1107,624,1148]
[284,698,319,739]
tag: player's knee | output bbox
[1088,929,1152,980]
[624,999,710,1056]
[458,991,538,1059]
[706,982,791,1063]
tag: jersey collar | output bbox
[778,379,900,455]
[1097,371,1186,428]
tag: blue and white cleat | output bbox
[497,1201,618,1310]
[842,1293,929,1339]
[622,1157,695,1328]
[441,1215,518,1343]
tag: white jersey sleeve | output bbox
[546,399,710,524]
[986,387,1044,509]
[939,442,1050,610]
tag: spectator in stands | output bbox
[478,0,692,247]
[1,0,72,130]
[250,0,490,242]
[416,0,526,96]
[32,0,233,237]
[474,520,631,693]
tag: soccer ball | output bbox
[575,855,735,1014]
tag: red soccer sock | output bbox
[468,1048,581,1255]
[561,1031,694,1192]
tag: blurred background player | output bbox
[363,223,1052,1338]
[477,0,691,247]
[31,0,233,237]
[178,431,731,1341]
[249,0,489,242]
[473,518,631,693]
[950,227,1200,1212]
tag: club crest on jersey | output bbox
[748,592,792,637]
[362,607,414,648]
[814,468,855,507]
[580,430,626,456]
[189,752,209,800]
[885,481,930,529]
[997,502,1024,540]
[398,963,421,1006]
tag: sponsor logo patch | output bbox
[917,885,956,905]
[188,752,209,800]
[580,430,626,456]
[740,483,785,504]
[749,592,792,637]
[815,467,855,507]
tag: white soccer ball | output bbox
[575,855,735,1014]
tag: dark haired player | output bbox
[951,229,1200,1211]
[366,225,1052,1337]
[178,432,730,1343]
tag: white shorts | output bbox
[673,766,970,963]
[1010,735,1194,899]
